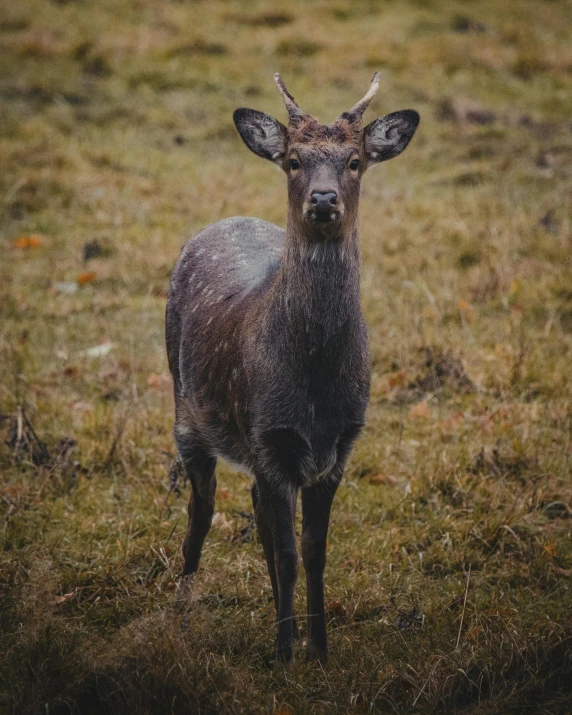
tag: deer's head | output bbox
[234,73,419,237]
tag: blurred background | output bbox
[1,0,571,712]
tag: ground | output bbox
[1,0,571,713]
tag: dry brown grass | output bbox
[1,0,572,713]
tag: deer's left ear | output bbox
[363,110,419,169]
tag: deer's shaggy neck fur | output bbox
[273,213,361,345]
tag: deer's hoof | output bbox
[275,643,295,667]
[175,573,195,612]
[305,641,328,664]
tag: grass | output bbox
[1,0,571,712]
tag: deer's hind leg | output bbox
[174,428,217,593]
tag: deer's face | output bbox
[233,74,419,236]
[285,123,362,229]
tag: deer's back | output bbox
[166,216,283,394]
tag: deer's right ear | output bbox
[233,109,288,167]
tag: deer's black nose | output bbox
[311,192,338,213]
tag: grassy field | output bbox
[1,0,572,712]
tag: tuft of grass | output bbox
[1,0,571,713]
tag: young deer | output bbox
[166,73,419,663]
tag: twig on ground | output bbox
[456,563,472,650]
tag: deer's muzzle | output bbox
[305,191,344,223]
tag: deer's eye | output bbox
[349,159,360,171]
[289,158,300,171]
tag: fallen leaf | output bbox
[438,411,464,433]
[459,299,474,322]
[55,590,76,605]
[147,373,171,390]
[211,512,234,532]
[369,473,398,486]
[326,600,347,619]
[408,400,431,419]
[53,281,78,294]
[12,234,42,249]
[218,487,234,500]
[544,540,557,557]
[487,608,517,618]
[82,342,114,358]
[2,485,23,500]
[72,401,93,412]
[388,370,408,388]
[77,271,96,285]
[467,625,483,640]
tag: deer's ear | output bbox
[233,109,288,167]
[363,110,419,169]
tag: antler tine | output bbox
[338,71,381,122]
[274,73,305,120]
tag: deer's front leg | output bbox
[252,483,300,640]
[301,473,341,664]
[255,475,299,664]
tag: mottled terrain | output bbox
[1,0,571,712]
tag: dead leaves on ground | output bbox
[374,348,475,404]
[409,400,432,420]
[471,444,538,481]
[147,373,171,391]
[76,271,96,285]
[438,411,464,433]
[368,472,412,493]
[397,349,475,404]
[326,600,347,620]
[8,236,104,289]
[55,590,77,605]
[211,510,256,543]
[0,408,82,479]
[11,234,43,249]
[52,272,98,293]
[211,511,234,532]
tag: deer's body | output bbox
[167,216,369,488]
[166,74,419,663]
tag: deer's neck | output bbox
[272,216,362,344]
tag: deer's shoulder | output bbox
[174,217,284,296]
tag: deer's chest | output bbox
[250,347,369,484]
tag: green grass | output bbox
[1,0,572,712]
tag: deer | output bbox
[165,72,419,664]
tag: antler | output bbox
[338,71,381,123]
[274,73,305,122]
